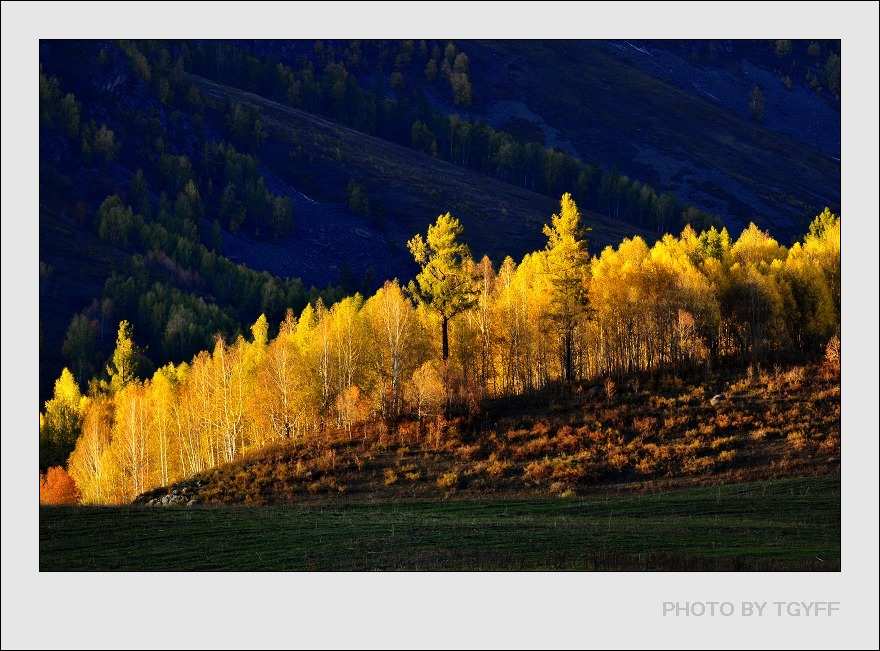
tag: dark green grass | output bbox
[40,475,839,571]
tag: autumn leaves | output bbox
[42,196,840,504]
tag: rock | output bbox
[187,499,201,507]
[161,495,171,505]
[710,393,726,406]
[172,489,179,496]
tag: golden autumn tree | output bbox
[508,252,553,391]
[255,310,306,442]
[105,320,140,392]
[68,395,115,504]
[363,280,423,420]
[542,193,590,383]
[330,295,367,400]
[590,237,652,376]
[494,256,522,394]
[149,364,179,488]
[723,224,789,362]
[212,334,247,464]
[39,368,85,470]
[109,380,151,501]
[406,360,446,421]
[407,213,476,362]
[470,256,496,394]
[802,208,840,316]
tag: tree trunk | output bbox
[441,315,449,361]
[564,328,573,384]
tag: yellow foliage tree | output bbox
[39,368,85,470]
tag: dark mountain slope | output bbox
[192,73,657,264]
[461,40,840,243]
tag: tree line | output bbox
[41,64,344,398]
[128,39,723,234]
[40,196,840,503]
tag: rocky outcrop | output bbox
[133,477,207,507]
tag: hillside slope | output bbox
[462,40,840,242]
[134,362,840,507]
[192,73,659,266]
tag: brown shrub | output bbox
[786,430,809,451]
[818,435,840,455]
[682,456,715,474]
[455,443,481,460]
[710,436,737,450]
[515,435,554,460]
[632,416,658,437]
[822,335,841,377]
[717,450,738,464]
[636,457,658,476]
[555,425,581,452]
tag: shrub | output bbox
[556,428,581,452]
[818,436,840,455]
[523,460,552,485]
[632,416,657,437]
[697,423,716,438]
[682,456,715,474]
[787,430,809,451]
[822,335,841,377]
[608,452,629,472]
[485,456,511,478]
[604,377,616,402]
[783,366,805,387]
[455,443,481,460]
[635,457,657,476]
[39,466,81,505]
[710,436,737,450]
[437,471,459,490]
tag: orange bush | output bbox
[39,466,81,505]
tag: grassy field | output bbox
[40,475,839,571]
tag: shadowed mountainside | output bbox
[461,40,839,243]
[191,72,658,267]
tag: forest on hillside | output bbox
[39,39,840,408]
[39,194,840,505]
